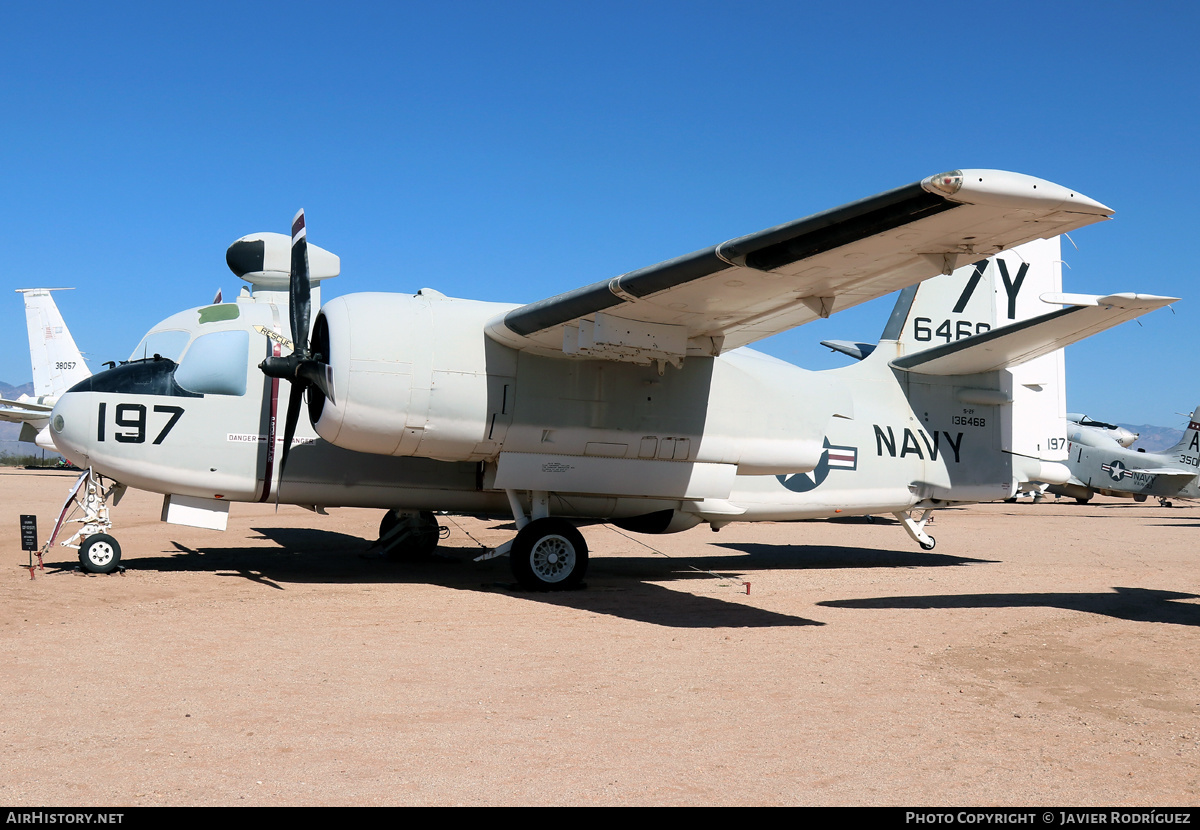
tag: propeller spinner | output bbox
[259,209,335,488]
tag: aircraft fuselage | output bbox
[49,292,1024,527]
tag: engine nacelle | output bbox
[309,292,518,462]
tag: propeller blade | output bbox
[296,360,336,406]
[290,209,310,355]
[276,381,305,507]
[255,208,333,501]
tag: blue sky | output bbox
[1,1,1196,426]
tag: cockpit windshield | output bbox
[129,329,190,363]
[174,330,250,396]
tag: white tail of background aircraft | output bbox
[21,288,90,398]
[0,289,91,444]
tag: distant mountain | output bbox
[1119,423,1184,453]
[1,381,34,399]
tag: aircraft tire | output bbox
[378,510,440,560]
[79,533,121,574]
[919,537,936,551]
[1075,496,1092,505]
[510,518,588,591]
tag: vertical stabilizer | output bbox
[882,237,1069,496]
[888,237,1064,355]
[18,288,90,398]
[1165,408,1200,457]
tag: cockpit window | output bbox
[174,330,250,396]
[129,329,190,363]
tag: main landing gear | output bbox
[44,468,128,574]
[373,510,446,560]
[510,518,588,591]
[477,489,589,591]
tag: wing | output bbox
[485,169,1113,365]
[0,398,52,424]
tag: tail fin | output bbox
[892,236,1068,462]
[18,288,90,398]
[1166,409,1200,456]
[888,236,1065,352]
[877,238,1070,499]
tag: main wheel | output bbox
[919,536,936,551]
[377,510,441,560]
[509,518,588,591]
[80,533,121,574]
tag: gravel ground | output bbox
[1,469,1197,806]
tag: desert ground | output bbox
[1,468,1197,806]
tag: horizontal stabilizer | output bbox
[1126,469,1197,477]
[892,293,1176,376]
[820,339,876,360]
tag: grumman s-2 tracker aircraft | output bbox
[46,169,1174,588]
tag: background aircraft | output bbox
[48,170,1172,585]
[0,289,90,447]
[1067,413,1139,448]
[1050,409,1200,506]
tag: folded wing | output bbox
[485,169,1113,364]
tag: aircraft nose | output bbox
[49,391,94,468]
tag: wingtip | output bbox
[927,169,1114,216]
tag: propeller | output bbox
[259,209,335,490]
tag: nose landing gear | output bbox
[43,468,127,574]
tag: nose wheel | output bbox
[79,533,122,574]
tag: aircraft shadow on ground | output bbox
[819,587,1200,627]
[707,542,995,570]
[48,526,1120,630]
[42,524,987,628]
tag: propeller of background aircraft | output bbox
[258,209,335,486]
